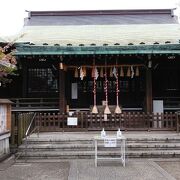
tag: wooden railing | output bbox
[11,112,35,146]
[10,98,59,110]
[10,111,179,146]
[177,112,180,133]
[35,112,178,132]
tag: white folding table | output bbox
[94,135,126,167]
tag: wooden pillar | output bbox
[59,68,66,113]
[22,63,27,97]
[17,114,23,145]
[6,105,11,131]
[145,68,152,113]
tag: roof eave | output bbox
[15,43,180,55]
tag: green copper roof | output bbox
[15,44,180,55]
[16,24,180,46]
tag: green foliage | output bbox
[0,44,17,86]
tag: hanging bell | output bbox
[59,62,64,70]
[126,67,131,77]
[92,105,98,114]
[74,68,78,78]
[120,67,124,77]
[115,105,122,114]
[104,105,111,114]
[135,66,139,76]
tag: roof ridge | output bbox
[27,9,175,17]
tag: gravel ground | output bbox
[156,161,180,180]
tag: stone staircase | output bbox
[15,132,180,160]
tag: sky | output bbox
[0,0,179,37]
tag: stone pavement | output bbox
[0,157,180,180]
[29,131,180,140]
[68,159,178,180]
[156,161,180,180]
[0,157,69,180]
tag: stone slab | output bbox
[0,158,179,180]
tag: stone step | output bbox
[126,143,180,149]
[17,149,180,159]
[18,144,94,151]
[127,139,180,143]
[25,137,180,141]
[18,142,180,152]
[23,139,93,144]
[17,133,180,160]
[24,139,180,147]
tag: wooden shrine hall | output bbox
[1,8,180,131]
